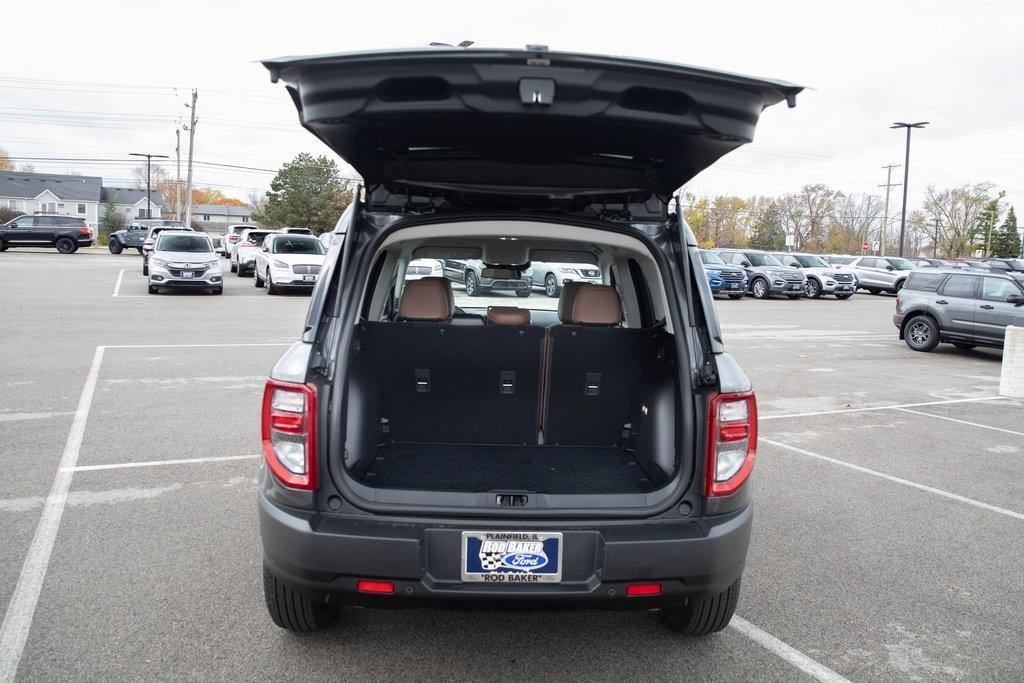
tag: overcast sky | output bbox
[2,0,1022,216]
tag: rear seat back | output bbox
[543,284,660,445]
[356,321,544,444]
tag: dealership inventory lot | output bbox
[1,253,1021,680]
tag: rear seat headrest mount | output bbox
[568,284,621,326]
[397,277,454,322]
[487,306,531,326]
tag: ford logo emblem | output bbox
[500,552,548,570]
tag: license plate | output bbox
[836,285,851,291]
[303,275,316,282]
[790,284,802,290]
[180,271,194,279]
[728,283,739,289]
[462,531,562,583]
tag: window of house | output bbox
[39,202,56,213]
[77,203,86,214]
[202,214,211,221]
[8,200,19,210]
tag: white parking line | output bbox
[762,438,1024,522]
[895,408,1024,438]
[112,268,124,297]
[760,395,1008,421]
[731,616,850,683]
[0,346,105,683]
[65,454,260,472]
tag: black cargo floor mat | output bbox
[362,442,656,494]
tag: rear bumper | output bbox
[259,491,752,608]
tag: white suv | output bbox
[231,228,278,276]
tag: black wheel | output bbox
[787,294,802,300]
[237,263,248,277]
[55,237,75,254]
[266,272,277,295]
[108,239,123,254]
[904,315,940,352]
[515,288,531,298]
[750,278,769,299]
[659,579,741,636]
[212,285,223,295]
[136,247,144,255]
[263,564,337,632]
[805,278,821,299]
[0,237,7,252]
[142,264,149,276]
[464,270,480,296]
[893,279,905,294]
[867,288,881,295]
[544,273,560,298]
[254,267,264,288]
[836,293,853,300]
[727,293,744,300]
[230,260,237,273]
[148,284,158,294]
[953,342,976,350]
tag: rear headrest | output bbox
[397,277,454,322]
[556,281,586,323]
[568,284,621,326]
[487,306,531,326]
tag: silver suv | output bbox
[843,255,917,295]
[714,248,806,299]
[769,251,855,299]
[895,270,1024,351]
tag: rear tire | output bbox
[516,288,531,298]
[230,260,237,273]
[237,263,247,277]
[904,315,940,352]
[544,273,560,298]
[254,268,265,288]
[0,237,6,252]
[867,288,881,295]
[108,239,123,254]
[263,564,337,632]
[659,579,741,636]
[55,237,75,254]
[136,247,144,255]
[142,264,149,276]
[893,279,905,293]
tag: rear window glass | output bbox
[156,234,212,252]
[904,271,946,292]
[245,232,272,245]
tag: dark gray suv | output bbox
[257,46,800,635]
[895,270,1024,351]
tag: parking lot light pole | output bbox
[130,152,169,219]
[890,122,928,257]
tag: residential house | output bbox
[100,187,164,222]
[190,203,254,232]
[0,171,102,231]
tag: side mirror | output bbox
[790,264,800,269]
[740,260,751,268]
[1008,294,1024,306]
[886,266,895,271]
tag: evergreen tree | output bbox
[990,206,1021,258]
[748,202,786,250]
[254,154,352,234]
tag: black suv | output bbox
[257,47,800,635]
[0,214,93,253]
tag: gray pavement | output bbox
[1,249,1022,680]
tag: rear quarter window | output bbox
[904,272,947,292]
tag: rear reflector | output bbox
[625,582,662,597]
[261,379,317,490]
[705,391,758,497]
[356,580,395,595]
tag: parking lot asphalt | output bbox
[1,249,1022,681]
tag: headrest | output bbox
[568,284,621,326]
[556,281,586,323]
[397,277,454,322]
[487,306,531,326]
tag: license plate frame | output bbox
[461,531,563,583]
[180,271,194,279]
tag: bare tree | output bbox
[828,193,882,253]
[917,183,1000,257]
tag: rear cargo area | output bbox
[342,311,681,500]
[361,443,657,494]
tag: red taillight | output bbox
[79,227,91,236]
[356,580,395,595]
[261,379,317,490]
[626,582,662,597]
[228,234,239,242]
[241,241,256,248]
[705,392,757,497]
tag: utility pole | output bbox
[129,152,169,218]
[878,164,901,256]
[932,217,942,258]
[175,128,182,221]
[890,121,929,257]
[183,89,197,227]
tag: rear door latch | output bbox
[519,78,555,106]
